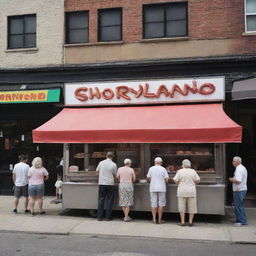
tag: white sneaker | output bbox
[233,222,242,227]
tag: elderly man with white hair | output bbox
[147,157,169,224]
[229,156,248,227]
[116,158,136,222]
[173,159,200,227]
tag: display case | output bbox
[151,143,215,173]
[65,143,224,184]
[66,143,142,182]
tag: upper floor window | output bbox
[245,0,256,32]
[143,2,188,39]
[66,11,89,44]
[8,14,36,49]
[98,8,122,42]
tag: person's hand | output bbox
[229,177,233,182]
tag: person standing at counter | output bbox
[96,152,117,221]
[147,157,169,224]
[116,158,136,222]
[229,156,248,227]
[173,159,200,227]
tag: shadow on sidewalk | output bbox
[60,208,226,224]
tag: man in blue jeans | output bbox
[229,156,248,227]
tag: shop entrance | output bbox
[236,100,256,205]
[0,103,63,195]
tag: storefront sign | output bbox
[65,77,224,106]
[0,89,61,104]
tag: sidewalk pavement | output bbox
[0,195,255,244]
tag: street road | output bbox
[0,232,255,256]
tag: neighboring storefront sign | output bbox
[0,89,60,104]
[65,77,225,106]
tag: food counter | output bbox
[62,142,226,215]
[62,182,225,215]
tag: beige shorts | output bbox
[178,197,197,214]
[150,192,166,207]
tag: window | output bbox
[8,14,36,49]
[66,11,89,44]
[245,0,256,32]
[98,8,122,42]
[143,2,187,39]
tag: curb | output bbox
[0,230,69,236]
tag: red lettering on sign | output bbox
[11,94,19,100]
[6,94,11,100]
[170,84,188,98]
[129,85,143,98]
[30,93,37,100]
[184,80,198,94]
[199,83,215,95]
[116,86,131,100]
[156,85,169,98]
[143,83,157,98]
[89,87,101,100]
[38,93,46,100]
[75,87,88,101]
[102,88,114,100]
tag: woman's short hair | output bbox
[32,157,43,168]
[182,159,191,168]
[124,158,132,165]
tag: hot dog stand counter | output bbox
[33,103,242,215]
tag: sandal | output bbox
[39,211,46,215]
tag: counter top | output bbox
[63,182,225,187]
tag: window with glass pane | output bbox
[246,0,256,32]
[98,8,122,42]
[8,14,36,49]
[66,11,89,44]
[143,3,187,39]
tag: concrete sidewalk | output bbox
[0,196,255,244]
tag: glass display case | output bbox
[67,143,142,182]
[150,143,215,174]
[66,143,221,183]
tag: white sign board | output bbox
[64,77,225,106]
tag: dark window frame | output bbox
[65,11,89,44]
[98,8,122,42]
[8,14,36,49]
[143,2,188,39]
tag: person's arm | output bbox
[195,171,200,184]
[173,172,179,184]
[229,177,241,184]
[229,169,242,184]
[116,169,120,183]
[146,169,151,183]
[12,173,16,183]
[132,170,136,183]
[113,164,118,177]
[44,169,49,181]
[164,169,169,184]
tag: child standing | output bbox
[55,175,63,200]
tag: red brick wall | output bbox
[65,0,256,55]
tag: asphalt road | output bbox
[0,232,255,256]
